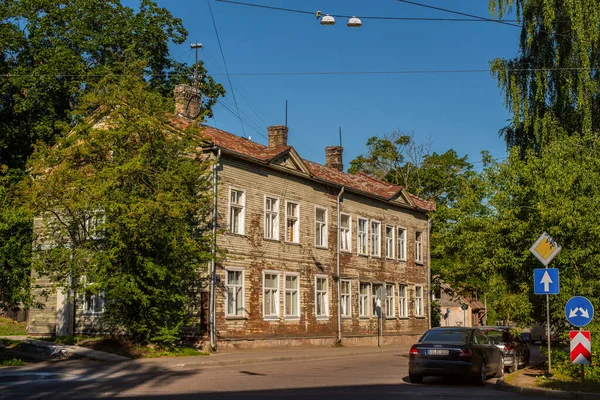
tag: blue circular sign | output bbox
[565,296,594,327]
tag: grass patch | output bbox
[0,338,21,347]
[0,358,25,367]
[37,336,208,359]
[536,370,600,393]
[0,317,27,336]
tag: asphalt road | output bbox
[0,346,549,400]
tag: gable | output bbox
[389,189,415,207]
[269,148,311,176]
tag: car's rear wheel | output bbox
[473,362,487,386]
[496,357,504,378]
[409,371,423,384]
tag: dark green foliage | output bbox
[25,67,215,344]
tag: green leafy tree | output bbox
[24,66,215,344]
[489,0,600,155]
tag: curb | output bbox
[496,376,600,400]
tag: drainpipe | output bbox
[209,149,221,351]
[336,186,345,344]
[427,218,432,329]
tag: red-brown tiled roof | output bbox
[173,118,435,212]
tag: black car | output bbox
[408,327,504,385]
[482,326,530,372]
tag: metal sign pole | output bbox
[546,294,552,374]
[580,327,584,385]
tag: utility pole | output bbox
[191,43,203,90]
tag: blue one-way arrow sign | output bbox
[534,268,559,294]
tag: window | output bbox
[264,197,279,240]
[286,201,300,243]
[83,292,104,314]
[84,210,105,240]
[372,284,384,316]
[229,189,245,234]
[284,274,299,318]
[397,228,407,261]
[399,284,408,318]
[341,280,351,317]
[415,231,423,263]
[385,283,395,318]
[385,226,394,259]
[315,207,327,248]
[340,214,351,252]
[315,276,329,318]
[415,285,424,316]
[226,269,244,317]
[263,272,279,319]
[359,283,370,317]
[357,218,368,255]
[370,221,381,257]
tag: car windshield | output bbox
[420,329,470,343]
[486,330,511,344]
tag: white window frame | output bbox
[263,271,280,320]
[84,209,106,240]
[415,230,423,264]
[385,225,395,259]
[228,188,246,235]
[285,201,300,243]
[284,273,300,319]
[340,213,351,253]
[415,285,424,317]
[264,196,279,240]
[397,227,407,261]
[315,206,328,248]
[370,220,381,257]
[82,285,105,315]
[225,268,245,317]
[399,284,408,318]
[359,282,370,318]
[340,279,352,318]
[315,275,329,319]
[385,283,395,318]
[357,217,368,256]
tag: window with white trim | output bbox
[372,284,384,316]
[359,282,370,317]
[341,279,351,317]
[83,291,105,314]
[263,272,279,319]
[357,217,368,255]
[226,269,244,317]
[315,207,327,248]
[264,197,279,240]
[415,231,423,263]
[385,283,395,318]
[340,214,351,252]
[284,274,299,318]
[84,210,106,240]
[370,221,381,257]
[399,284,408,318]
[229,189,245,235]
[397,228,407,261]
[315,276,329,318]
[415,285,424,316]
[385,225,394,259]
[286,201,300,243]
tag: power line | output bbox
[207,0,247,138]
[215,0,519,22]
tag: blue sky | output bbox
[152,0,520,170]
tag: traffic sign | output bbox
[565,296,594,327]
[530,232,562,266]
[533,268,559,294]
[570,331,592,365]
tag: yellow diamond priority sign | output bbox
[530,232,562,266]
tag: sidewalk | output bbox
[496,364,600,400]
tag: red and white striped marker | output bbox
[570,330,592,365]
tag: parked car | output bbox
[482,326,530,373]
[408,327,504,385]
[529,324,558,345]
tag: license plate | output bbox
[427,349,449,356]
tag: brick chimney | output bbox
[325,146,343,171]
[174,84,201,119]
[268,125,288,147]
